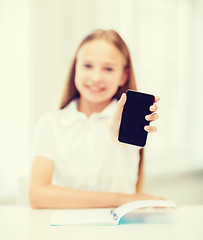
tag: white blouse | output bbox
[32,99,141,194]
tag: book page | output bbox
[50,200,178,226]
[114,200,178,223]
[50,208,114,226]
[119,208,176,225]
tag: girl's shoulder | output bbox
[37,99,79,127]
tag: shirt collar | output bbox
[58,98,117,126]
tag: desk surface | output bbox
[0,205,202,240]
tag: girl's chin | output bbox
[83,94,110,104]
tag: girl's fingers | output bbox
[144,125,157,133]
[150,104,158,112]
[145,113,159,122]
[145,96,160,133]
[154,96,160,103]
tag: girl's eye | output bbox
[84,64,92,69]
[105,67,113,72]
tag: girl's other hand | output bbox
[133,192,166,201]
[120,192,166,206]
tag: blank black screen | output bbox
[118,90,155,147]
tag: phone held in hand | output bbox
[118,90,155,147]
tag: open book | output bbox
[50,200,178,226]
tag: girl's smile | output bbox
[85,84,105,94]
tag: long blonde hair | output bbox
[59,29,137,109]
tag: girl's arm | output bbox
[29,156,162,209]
[136,148,145,193]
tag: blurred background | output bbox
[0,0,202,205]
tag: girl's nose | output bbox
[91,69,102,83]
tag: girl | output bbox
[29,29,161,209]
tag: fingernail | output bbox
[119,93,124,101]
[144,126,149,131]
[146,115,151,120]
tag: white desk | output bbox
[0,205,202,240]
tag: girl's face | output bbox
[75,39,128,107]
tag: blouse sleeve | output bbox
[31,113,55,161]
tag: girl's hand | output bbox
[119,192,166,206]
[109,93,160,144]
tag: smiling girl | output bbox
[29,29,161,209]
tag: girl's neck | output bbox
[78,98,111,118]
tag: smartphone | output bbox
[118,90,155,147]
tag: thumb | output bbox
[113,93,127,123]
[109,93,127,144]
